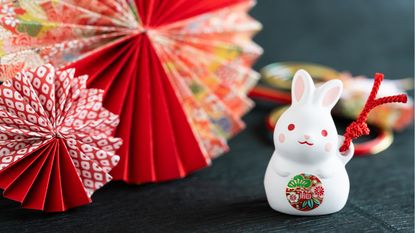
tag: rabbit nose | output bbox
[304,134,310,139]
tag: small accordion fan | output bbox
[0,64,122,212]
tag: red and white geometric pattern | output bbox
[0,64,122,212]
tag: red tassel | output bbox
[339,73,408,153]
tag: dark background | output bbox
[1,0,413,232]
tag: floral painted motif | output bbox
[285,173,324,211]
[287,192,299,203]
[313,185,324,197]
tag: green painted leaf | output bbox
[287,180,297,188]
[302,201,307,208]
[288,176,303,188]
[308,199,314,208]
[189,82,203,94]
[293,175,303,181]
[288,174,313,188]
[303,179,311,188]
[17,21,42,37]
[313,198,320,205]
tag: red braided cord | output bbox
[339,73,408,153]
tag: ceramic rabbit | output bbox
[264,69,354,215]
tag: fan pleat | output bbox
[0,141,51,201]
[43,139,64,212]
[160,58,211,173]
[153,41,245,138]
[148,36,187,181]
[122,35,155,183]
[154,45,229,158]
[90,41,137,97]
[68,38,134,97]
[22,141,57,210]
[150,0,246,27]
[58,139,91,211]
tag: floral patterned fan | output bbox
[0,64,122,212]
[0,0,262,184]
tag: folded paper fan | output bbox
[0,0,262,183]
[0,64,122,212]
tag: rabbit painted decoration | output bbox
[264,69,354,215]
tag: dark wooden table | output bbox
[1,0,413,232]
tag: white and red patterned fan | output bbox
[0,0,262,184]
[0,64,122,212]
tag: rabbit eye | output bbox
[288,123,295,131]
[321,129,328,137]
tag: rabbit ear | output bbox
[291,69,315,105]
[315,79,343,110]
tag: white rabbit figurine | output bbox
[264,69,354,215]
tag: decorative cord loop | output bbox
[340,73,407,153]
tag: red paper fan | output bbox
[0,64,122,212]
[0,0,262,184]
